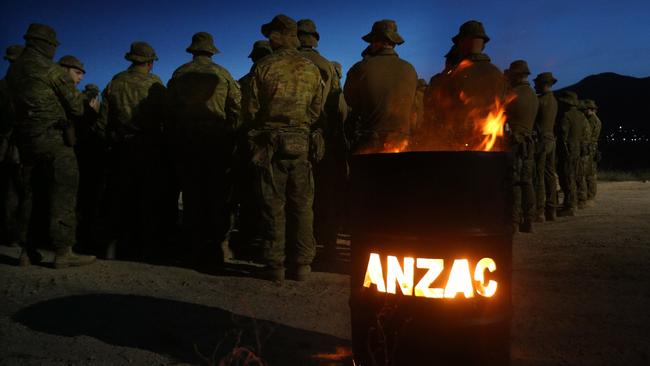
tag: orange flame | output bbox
[311,346,353,361]
[475,97,508,151]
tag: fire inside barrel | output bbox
[349,151,513,365]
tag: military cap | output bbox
[248,40,272,59]
[23,23,60,46]
[452,20,490,44]
[534,72,557,85]
[362,19,405,45]
[504,60,531,76]
[297,19,320,40]
[261,14,298,37]
[124,41,158,63]
[584,99,598,110]
[186,32,219,55]
[84,83,100,94]
[58,55,85,73]
[4,45,24,62]
[556,90,579,106]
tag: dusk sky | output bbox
[2,0,649,91]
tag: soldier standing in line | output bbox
[0,45,23,248]
[419,20,507,150]
[6,24,96,267]
[344,19,417,153]
[296,19,344,259]
[504,60,539,233]
[243,14,323,281]
[95,41,166,260]
[232,40,272,257]
[532,72,559,222]
[577,100,593,209]
[584,99,602,200]
[167,32,241,266]
[555,91,589,217]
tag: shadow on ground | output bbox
[13,294,352,365]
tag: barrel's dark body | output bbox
[350,151,513,366]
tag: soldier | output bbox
[242,14,323,281]
[577,100,593,209]
[167,32,241,266]
[0,45,23,248]
[232,40,272,256]
[532,72,559,222]
[95,41,166,259]
[344,19,417,153]
[58,55,85,86]
[419,20,507,150]
[555,91,589,217]
[504,60,539,233]
[6,24,95,267]
[584,99,602,199]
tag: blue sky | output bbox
[2,0,649,91]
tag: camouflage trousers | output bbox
[253,141,316,269]
[16,131,78,250]
[313,151,347,250]
[0,159,21,245]
[558,153,579,210]
[533,138,557,217]
[577,155,589,207]
[585,152,598,200]
[511,138,536,224]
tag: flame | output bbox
[475,97,509,151]
[382,139,409,153]
[311,346,353,361]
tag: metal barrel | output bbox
[349,151,513,366]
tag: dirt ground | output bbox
[1,181,649,365]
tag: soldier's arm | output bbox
[309,75,325,127]
[242,67,261,130]
[93,86,110,141]
[225,76,242,132]
[51,66,84,118]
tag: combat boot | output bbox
[288,265,311,281]
[54,247,96,269]
[18,248,43,267]
[519,220,535,233]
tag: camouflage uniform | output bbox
[95,42,167,259]
[421,45,460,142]
[0,45,23,247]
[505,60,539,232]
[167,32,241,263]
[297,19,344,256]
[6,24,94,267]
[584,100,601,199]
[419,21,507,151]
[344,20,417,153]
[243,15,323,280]
[555,91,589,216]
[577,101,592,208]
[532,72,559,221]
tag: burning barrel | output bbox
[350,151,513,366]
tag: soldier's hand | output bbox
[89,97,100,113]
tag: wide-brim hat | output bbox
[124,41,158,63]
[362,19,404,45]
[556,90,579,106]
[58,55,85,73]
[452,20,490,44]
[23,23,60,46]
[297,19,320,40]
[261,14,298,37]
[505,59,530,76]
[186,32,219,55]
[4,45,24,61]
[534,72,557,85]
[248,40,272,59]
[84,83,100,94]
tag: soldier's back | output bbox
[507,82,539,135]
[536,92,558,138]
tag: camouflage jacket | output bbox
[344,48,417,151]
[506,81,539,136]
[167,55,241,134]
[556,106,589,157]
[243,47,323,131]
[588,114,602,145]
[534,91,558,140]
[96,65,166,142]
[299,47,336,112]
[6,46,83,139]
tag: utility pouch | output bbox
[277,132,309,158]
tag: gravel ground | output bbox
[1,181,649,365]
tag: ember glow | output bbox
[363,253,498,298]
